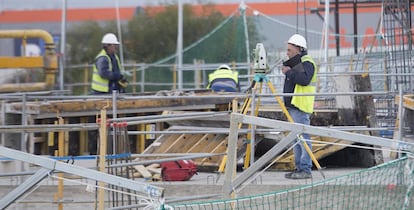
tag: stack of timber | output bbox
[132,163,162,181]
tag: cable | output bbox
[246,4,378,39]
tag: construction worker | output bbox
[207,64,240,92]
[282,34,317,179]
[91,33,128,94]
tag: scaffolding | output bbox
[382,0,413,92]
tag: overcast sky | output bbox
[0,0,287,11]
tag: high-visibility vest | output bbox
[91,49,121,93]
[291,55,317,114]
[207,69,239,88]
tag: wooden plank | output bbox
[133,165,152,178]
[5,96,234,114]
[146,163,160,168]
[403,95,414,110]
[146,167,161,175]
[159,134,185,153]
[179,134,205,152]
[161,133,193,153]
[186,133,215,153]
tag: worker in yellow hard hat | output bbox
[282,34,317,180]
[206,64,240,92]
[91,33,128,94]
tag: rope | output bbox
[246,4,378,38]
[154,10,238,65]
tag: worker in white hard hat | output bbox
[206,64,240,92]
[91,33,128,94]
[282,34,317,180]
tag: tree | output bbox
[65,3,260,92]
[66,21,118,65]
[126,4,225,63]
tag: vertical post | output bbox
[64,119,69,156]
[115,0,124,68]
[173,64,177,90]
[48,121,56,156]
[353,0,358,54]
[57,117,65,210]
[176,0,183,89]
[19,93,27,184]
[133,63,137,93]
[112,90,117,155]
[80,117,88,155]
[240,1,251,71]
[334,0,340,56]
[138,124,145,153]
[240,2,251,75]
[193,59,200,89]
[83,63,88,95]
[59,0,67,91]
[140,65,145,93]
[250,86,256,166]
[98,109,107,210]
[223,113,240,199]
[323,0,330,63]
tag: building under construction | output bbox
[0,0,413,209]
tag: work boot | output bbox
[284,170,300,179]
[288,171,312,179]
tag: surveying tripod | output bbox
[218,43,325,178]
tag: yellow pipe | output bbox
[0,29,54,44]
[139,124,145,153]
[0,29,57,89]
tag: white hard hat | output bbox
[101,33,120,44]
[288,34,307,49]
[219,64,231,70]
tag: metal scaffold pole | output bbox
[176,0,183,90]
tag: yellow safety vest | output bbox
[291,55,317,114]
[91,49,121,93]
[207,69,239,88]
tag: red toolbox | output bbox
[161,160,197,181]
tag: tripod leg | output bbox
[266,81,294,122]
[266,81,325,178]
[243,82,263,169]
[217,82,259,175]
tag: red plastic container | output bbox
[161,160,197,181]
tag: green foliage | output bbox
[126,4,226,63]
[64,3,260,93]
[66,21,103,65]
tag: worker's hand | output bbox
[118,78,129,88]
[281,66,291,74]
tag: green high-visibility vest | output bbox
[291,55,317,114]
[91,49,121,93]
[207,69,239,88]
